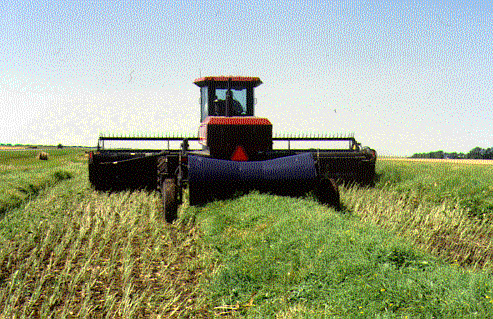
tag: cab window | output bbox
[200,87,208,120]
[215,88,247,115]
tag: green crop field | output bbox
[1,150,493,317]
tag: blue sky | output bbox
[1,0,491,156]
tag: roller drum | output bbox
[188,153,318,205]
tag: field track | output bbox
[383,157,493,165]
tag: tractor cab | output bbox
[193,76,272,160]
[194,76,262,122]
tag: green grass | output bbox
[189,192,493,317]
[375,160,493,218]
[0,149,85,221]
[343,159,493,269]
[2,151,493,317]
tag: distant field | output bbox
[384,157,493,165]
[1,152,493,317]
[0,146,27,150]
[0,149,88,218]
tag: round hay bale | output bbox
[38,151,49,160]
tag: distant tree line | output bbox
[411,147,493,159]
[0,143,83,149]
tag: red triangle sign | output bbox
[231,145,248,161]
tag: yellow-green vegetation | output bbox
[1,150,493,317]
[0,150,208,317]
[344,159,493,269]
[0,149,82,220]
[192,192,493,317]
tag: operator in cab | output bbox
[213,90,244,117]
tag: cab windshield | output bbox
[214,88,247,115]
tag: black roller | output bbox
[188,153,318,205]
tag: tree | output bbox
[467,147,485,159]
[430,150,444,159]
[484,148,493,160]
[448,152,458,159]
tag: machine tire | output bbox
[162,178,178,223]
[315,178,340,210]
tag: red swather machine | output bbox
[88,76,376,222]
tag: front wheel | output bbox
[161,178,178,222]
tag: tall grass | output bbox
[191,192,493,317]
[343,159,493,269]
[376,160,493,218]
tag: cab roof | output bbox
[193,76,262,88]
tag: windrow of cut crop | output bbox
[0,149,87,218]
[193,192,493,318]
[0,168,74,216]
